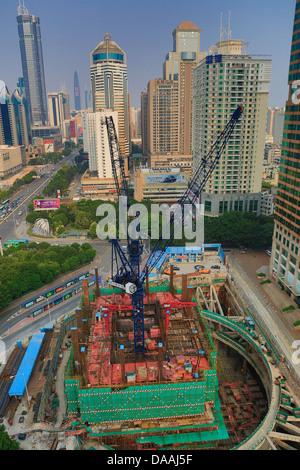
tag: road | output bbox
[0,242,112,354]
[0,149,78,245]
[228,255,300,387]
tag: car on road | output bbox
[211,265,220,269]
[163,175,177,183]
[265,249,271,256]
[18,211,22,216]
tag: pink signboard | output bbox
[34,199,60,211]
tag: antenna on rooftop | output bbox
[18,0,28,15]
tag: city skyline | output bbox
[0,0,296,109]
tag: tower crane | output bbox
[105,106,244,358]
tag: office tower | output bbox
[82,109,118,178]
[74,71,81,111]
[130,107,141,139]
[192,39,271,216]
[141,91,148,157]
[90,33,130,164]
[266,107,285,145]
[0,84,19,147]
[163,21,206,155]
[0,84,30,149]
[17,1,48,125]
[48,91,71,128]
[270,0,300,299]
[12,88,31,148]
[85,89,92,109]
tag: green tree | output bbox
[0,425,20,450]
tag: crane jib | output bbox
[106,106,244,357]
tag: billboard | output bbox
[44,140,54,153]
[145,174,186,185]
[70,121,76,138]
[34,199,60,211]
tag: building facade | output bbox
[163,21,206,155]
[142,21,205,160]
[146,79,179,156]
[82,109,118,178]
[0,84,31,148]
[270,0,300,300]
[266,107,285,145]
[48,91,71,129]
[74,71,81,111]
[192,40,271,216]
[90,33,130,164]
[134,167,189,203]
[0,145,24,180]
[17,2,48,125]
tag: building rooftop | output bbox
[176,21,198,30]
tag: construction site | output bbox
[1,109,300,451]
[1,245,300,450]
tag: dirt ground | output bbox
[230,248,300,340]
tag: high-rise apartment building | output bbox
[17,1,48,125]
[74,71,81,111]
[142,21,205,160]
[163,21,206,155]
[90,33,130,165]
[82,109,118,178]
[146,79,179,155]
[270,0,300,300]
[192,40,271,216]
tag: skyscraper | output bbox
[90,33,130,164]
[82,109,118,178]
[141,21,205,160]
[270,0,300,300]
[0,83,31,148]
[192,39,271,216]
[48,91,71,128]
[74,71,81,111]
[17,1,48,125]
[163,21,206,155]
[266,107,285,145]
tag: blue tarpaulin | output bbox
[9,333,45,397]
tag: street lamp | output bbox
[10,373,30,408]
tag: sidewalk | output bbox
[231,249,300,341]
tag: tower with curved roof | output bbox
[90,34,130,165]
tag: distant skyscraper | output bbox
[48,90,71,128]
[74,71,81,111]
[270,0,300,299]
[192,39,271,216]
[0,83,31,148]
[17,1,48,125]
[85,89,92,109]
[266,107,285,145]
[90,33,130,164]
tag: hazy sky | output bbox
[1,0,296,109]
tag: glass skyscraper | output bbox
[270,0,300,300]
[17,2,48,125]
[74,71,81,111]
